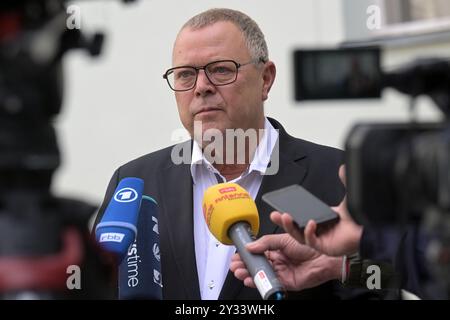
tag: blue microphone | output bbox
[118,195,163,300]
[95,177,144,262]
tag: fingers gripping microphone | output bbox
[203,183,285,300]
[95,177,144,262]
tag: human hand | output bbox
[270,165,363,257]
[230,233,342,291]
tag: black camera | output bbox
[294,46,450,298]
[293,47,382,101]
[0,0,134,299]
[293,47,450,227]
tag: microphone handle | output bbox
[228,222,285,300]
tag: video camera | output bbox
[0,0,134,299]
[293,47,450,227]
[294,46,450,298]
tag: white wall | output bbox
[53,0,447,205]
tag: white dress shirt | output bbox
[190,118,279,300]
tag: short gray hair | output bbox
[181,8,268,62]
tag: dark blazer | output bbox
[95,118,347,299]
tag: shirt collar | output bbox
[249,117,279,174]
[190,117,279,184]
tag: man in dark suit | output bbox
[95,8,348,299]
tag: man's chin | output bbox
[193,119,226,135]
[190,120,226,146]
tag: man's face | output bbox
[172,21,275,141]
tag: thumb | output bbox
[331,194,353,222]
[338,165,346,187]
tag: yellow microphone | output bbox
[203,182,285,300]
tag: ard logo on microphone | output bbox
[114,187,139,203]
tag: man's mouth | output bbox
[195,107,222,116]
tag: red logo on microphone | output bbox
[219,186,236,194]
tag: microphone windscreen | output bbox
[95,177,144,259]
[202,182,259,245]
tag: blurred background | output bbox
[55,0,450,205]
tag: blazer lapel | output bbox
[219,124,308,299]
[158,155,201,299]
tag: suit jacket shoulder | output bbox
[268,118,345,206]
[94,140,192,226]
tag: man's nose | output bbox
[194,70,216,97]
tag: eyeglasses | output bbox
[163,58,265,92]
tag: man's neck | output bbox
[201,118,267,181]
[207,136,259,181]
[213,163,249,181]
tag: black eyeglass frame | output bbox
[162,58,266,92]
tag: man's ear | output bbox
[261,61,276,101]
